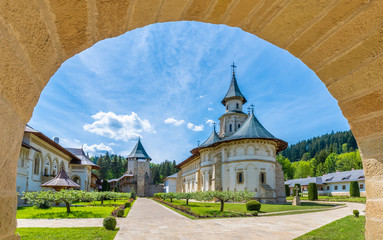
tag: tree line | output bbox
[278,130,362,180]
[90,153,178,182]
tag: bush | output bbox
[116,209,124,217]
[293,184,301,196]
[285,184,290,197]
[36,201,51,209]
[251,211,258,216]
[353,210,359,218]
[131,191,136,200]
[308,183,318,201]
[246,200,261,211]
[125,202,131,208]
[103,216,117,230]
[350,181,360,197]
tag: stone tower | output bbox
[219,63,248,137]
[126,139,152,197]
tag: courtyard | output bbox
[17,197,365,239]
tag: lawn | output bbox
[286,196,366,203]
[295,215,365,240]
[16,227,118,240]
[72,200,128,206]
[17,200,135,219]
[160,199,336,217]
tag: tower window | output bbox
[236,103,239,109]
[238,124,240,129]
[260,172,266,184]
[226,105,228,110]
[229,124,232,132]
[237,172,244,184]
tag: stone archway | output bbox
[1,1,383,239]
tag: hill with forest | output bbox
[90,153,178,183]
[278,130,362,180]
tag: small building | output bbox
[285,169,365,197]
[164,173,178,193]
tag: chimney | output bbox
[53,137,59,144]
[351,168,355,171]
[336,170,340,173]
[308,176,311,178]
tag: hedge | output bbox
[350,181,360,197]
[308,183,318,201]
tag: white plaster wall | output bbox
[164,178,177,193]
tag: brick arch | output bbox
[1,1,383,239]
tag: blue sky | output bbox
[28,21,350,163]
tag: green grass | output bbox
[16,227,118,240]
[295,215,365,240]
[160,199,336,217]
[18,200,135,219]
[286,196,366,203]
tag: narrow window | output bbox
[342,185,346,190]
[238,124,240,129]
[260,172,265,184]
[237,172,243,184]
[327,186,329,190]
[229,124,232,132]
[359,184,364,189]
[334,186,338,190]
[226,105,228,110]
[236,103,239,109]
[34,156,40,175]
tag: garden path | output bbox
[114,198,365,240]
[17,198,366,239]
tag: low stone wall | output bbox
[148,184,164,197]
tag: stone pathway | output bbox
[17,198,365,240]
[114,198,365,240]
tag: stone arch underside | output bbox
[1,0,383,239]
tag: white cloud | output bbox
[187,123,204,132]
[205,119,215,126]
[196,95,207,99]
[83,143,113,156]
[164,117,185,126]
[83,111,156,141]
[208,107,214,111]
[74,139,80,143]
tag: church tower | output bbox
[126,138,152,197]
[219,63,248,137]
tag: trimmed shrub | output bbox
[36,201,51,209]
[308,183,318,201]
[116,209,124,217]
[125,202,131,208]
[285,184,290,197]
[103,216,117,230]
[246,200,261,211]
[293,184,301,196]
[131,191,136,200]
[350,181,360,197]
[353,210,359,218]
[251,211,258,216]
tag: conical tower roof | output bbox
[127,138,152,160]
[200,128,221,147]
[41,169,80,190]
[221,66,247,105]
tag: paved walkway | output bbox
[17,198,365,239]
[114,198,365,240]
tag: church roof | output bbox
[221,70,247,105]
[200,128,221,147]
[226,112,275,140]
[41,169,80,189]
[127,139,152,160]
[66,148,101,170]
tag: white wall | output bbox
[164,178,177,193]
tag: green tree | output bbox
[194,191,254,212]
[316,163,324,177]
[324,153,337,173]
[293,161,311,179]
[308,183,318,201]
[349,181,360,197]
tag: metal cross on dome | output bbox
[231,62,236,75]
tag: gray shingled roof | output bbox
[41,169,80,189]
[285,169,365,187]
[164,172,178,180]
[107,173,134,183]
[127,139,152,160]
[66,148,101,170]
[221,73,247,105]
[226,112,275,140]
[200,129,221,147]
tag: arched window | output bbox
[60,161,65,171]
[229,124,232,132]
[238,124,240,129]
[73,176,81,185]
[236,103,239,109]
[34,155,40,175]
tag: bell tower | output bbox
[219,63,248,137]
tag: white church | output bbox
[175,64,288,203]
